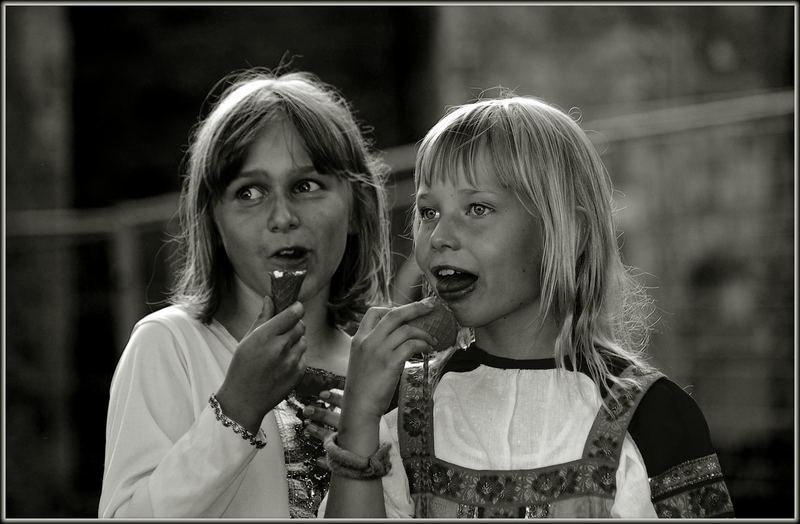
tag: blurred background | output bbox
[3,3,796,518]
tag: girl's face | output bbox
[213,119,352,307]
[414,148,545,330]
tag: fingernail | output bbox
[290,302,303,314]
[319,391,330,399]
[303,406,314,415]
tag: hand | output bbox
[216,297,307,434]
[303,388,344,471]
[343,301,437,423]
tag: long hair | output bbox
[170,69,392,328]
[414,95,655,403]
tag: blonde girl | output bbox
[321,95,734,518]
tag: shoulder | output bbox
[134,304,202,331]
[120,305,205,369]
[628,376,715,477]
[128,305,208,345]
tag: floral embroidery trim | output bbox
[398,360,439,459]
[649,453,725,499]
[456,502,479,518]
[582,367,664,461]
[403,455,617,508]
[653,479,735,518]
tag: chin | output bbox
[446,303,490,330]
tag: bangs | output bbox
[201,81,370,202]
[415,102,528,194]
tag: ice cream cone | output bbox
[270,269,307,313]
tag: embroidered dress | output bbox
[392,345,734,518]
[274,367,345,518]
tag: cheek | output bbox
[491,224,543,285]
[311,203,351,249]
[413,227,431,265]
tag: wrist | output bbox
[338,410,381,457]
[214,386,264,435]
[208,393,267,449]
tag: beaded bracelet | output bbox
[323,432,392,479]
[208,393,267,449]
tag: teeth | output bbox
[437,268,457,277]
[279,249,296,256]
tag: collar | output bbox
[441,343,560,372]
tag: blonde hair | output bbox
[170,69,392,328]
[414,95,655,403]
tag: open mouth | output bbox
[270,246,310,269]
[432,265,478,300]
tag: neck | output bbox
[473,303,560,360]
[215,276,350,373]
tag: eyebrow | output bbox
[416,187,499,199]
[459,188,497,196]
[236,165,319,179]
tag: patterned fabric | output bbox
[650,454,735,518]
[398,356,664,518]
[274,367,345,519]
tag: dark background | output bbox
[4,4,796,518]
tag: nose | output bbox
[430,214,460,251]
[267,194,299,232]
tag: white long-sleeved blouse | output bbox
[99,305,290,518]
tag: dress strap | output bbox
[397,352,454,461]
[582,366,664,463]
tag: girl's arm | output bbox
[323,409,386,516]
[627,378,735,518]
[99,320,268,517]
[324,302,436,518]
[100,301,305,517]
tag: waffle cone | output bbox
[407,296,460,353]
[269,269,307,313]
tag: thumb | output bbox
[246,295,274,336]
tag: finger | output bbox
[370,301,435,341]
[319,388,344,409]
[245,295,275,336]
[248,301,304,342]
[355,306,391,334]
[280,323,306,355]
[285,336,308,368]
[394,338,435,364]
[315,457,331,472]
[303,421,334,443]
[380,324,438,354]
[303,404,341,429]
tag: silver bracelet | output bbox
[208,393,267,449]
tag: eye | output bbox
[419,207,440,221]
[467,203,493,217]
[236,185,267,201]
[295,179,322,194]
